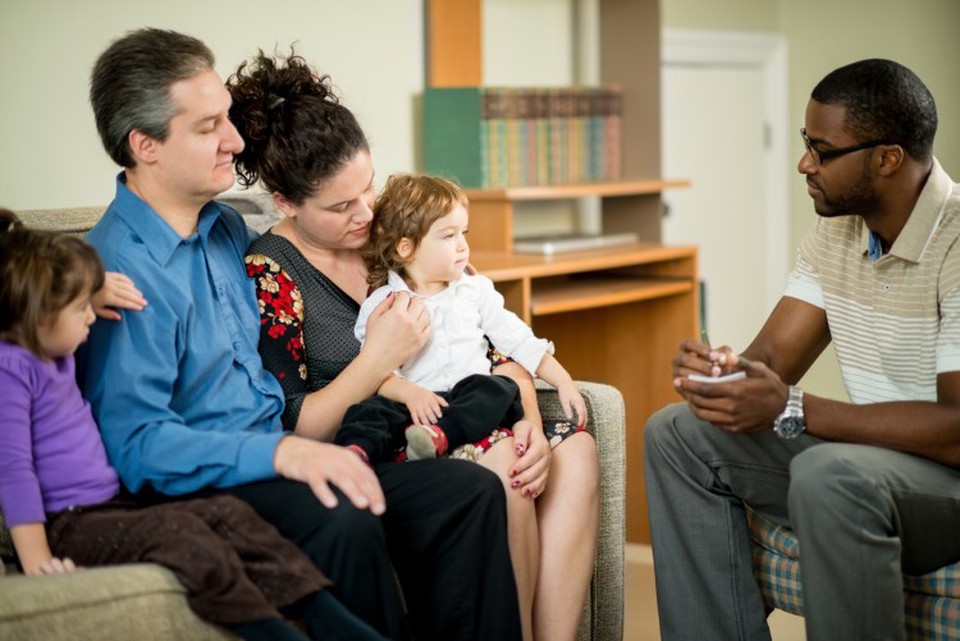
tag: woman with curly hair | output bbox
[230,49,599,641]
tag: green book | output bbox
[423,87,486,188]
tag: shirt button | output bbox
[233,341,240,350]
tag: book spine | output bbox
[424,87,484,187]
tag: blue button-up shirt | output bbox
[78,175,286,495]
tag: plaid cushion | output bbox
[748,507,960,639]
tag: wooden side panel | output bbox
[426,0,483,87]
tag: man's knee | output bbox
[789,444,884,511]
[643,402,694,458]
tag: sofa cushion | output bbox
[0,564,235,641]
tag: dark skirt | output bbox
[47,494,329,626]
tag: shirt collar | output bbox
[387,270,414,293]
[859,158,953,263]
[385,270,468,298]
[111,173,224,266]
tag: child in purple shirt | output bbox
[0,212,385,641]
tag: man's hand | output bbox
[676,355,790,433]
[671,337,741,380]
[273,435,386,515]
[92,272,147,321]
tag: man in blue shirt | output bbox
[79,28,520,640]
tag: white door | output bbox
[662,64,768,352]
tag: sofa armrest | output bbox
[537,380,625,641]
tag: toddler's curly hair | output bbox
[364,174,467,289]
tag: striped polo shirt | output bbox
[784,159,960,404]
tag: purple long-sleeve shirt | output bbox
[0,341,118,528]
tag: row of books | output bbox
[423,86,622,188]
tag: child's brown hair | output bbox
[364,174,468,289]
[0,208,105,358]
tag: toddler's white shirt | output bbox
[355,271,554,392]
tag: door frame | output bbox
[662,28,790,309]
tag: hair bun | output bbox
[0,208,23,233]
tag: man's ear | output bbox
[272,192,298,220]
[876,144,905,177]
[127,129,159,165]
[396,237,415,260]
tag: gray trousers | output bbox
[643,402,960,641]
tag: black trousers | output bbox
[335,374,524,462]
[210,459,521,641]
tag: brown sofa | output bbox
[0,204,626,641]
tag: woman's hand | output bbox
[92,272,147,321]
[362,292,430,370]
[509,419,551,499]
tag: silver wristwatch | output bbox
[772,386,805,439]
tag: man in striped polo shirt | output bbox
[644,59,960,640]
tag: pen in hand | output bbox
[699,329,752,378]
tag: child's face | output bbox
[401,203,470,290]
[36,290,96,358]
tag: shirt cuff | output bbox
[236,431,288,484]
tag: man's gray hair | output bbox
[90,28,215,168]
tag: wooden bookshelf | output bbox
[464,179,691,254]
[426,0,697,545]
[466,179,690,202]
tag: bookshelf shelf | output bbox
[465,178,690,202]
[530,277,692,316]
[426,0,697,545]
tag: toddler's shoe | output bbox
[405,425,449,461]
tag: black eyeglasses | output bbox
[800,128,895,165]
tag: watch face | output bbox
[775,416,805,439]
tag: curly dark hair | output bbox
[364,174,468,289]
[0,215,105,359]
[227,48,369,204]
[812,58,937,162]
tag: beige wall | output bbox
[4,0,958,397]
[0,0,425,210]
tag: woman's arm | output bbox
[295,292,431,439]
[10,523,77,576]
[248,256,432,441]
